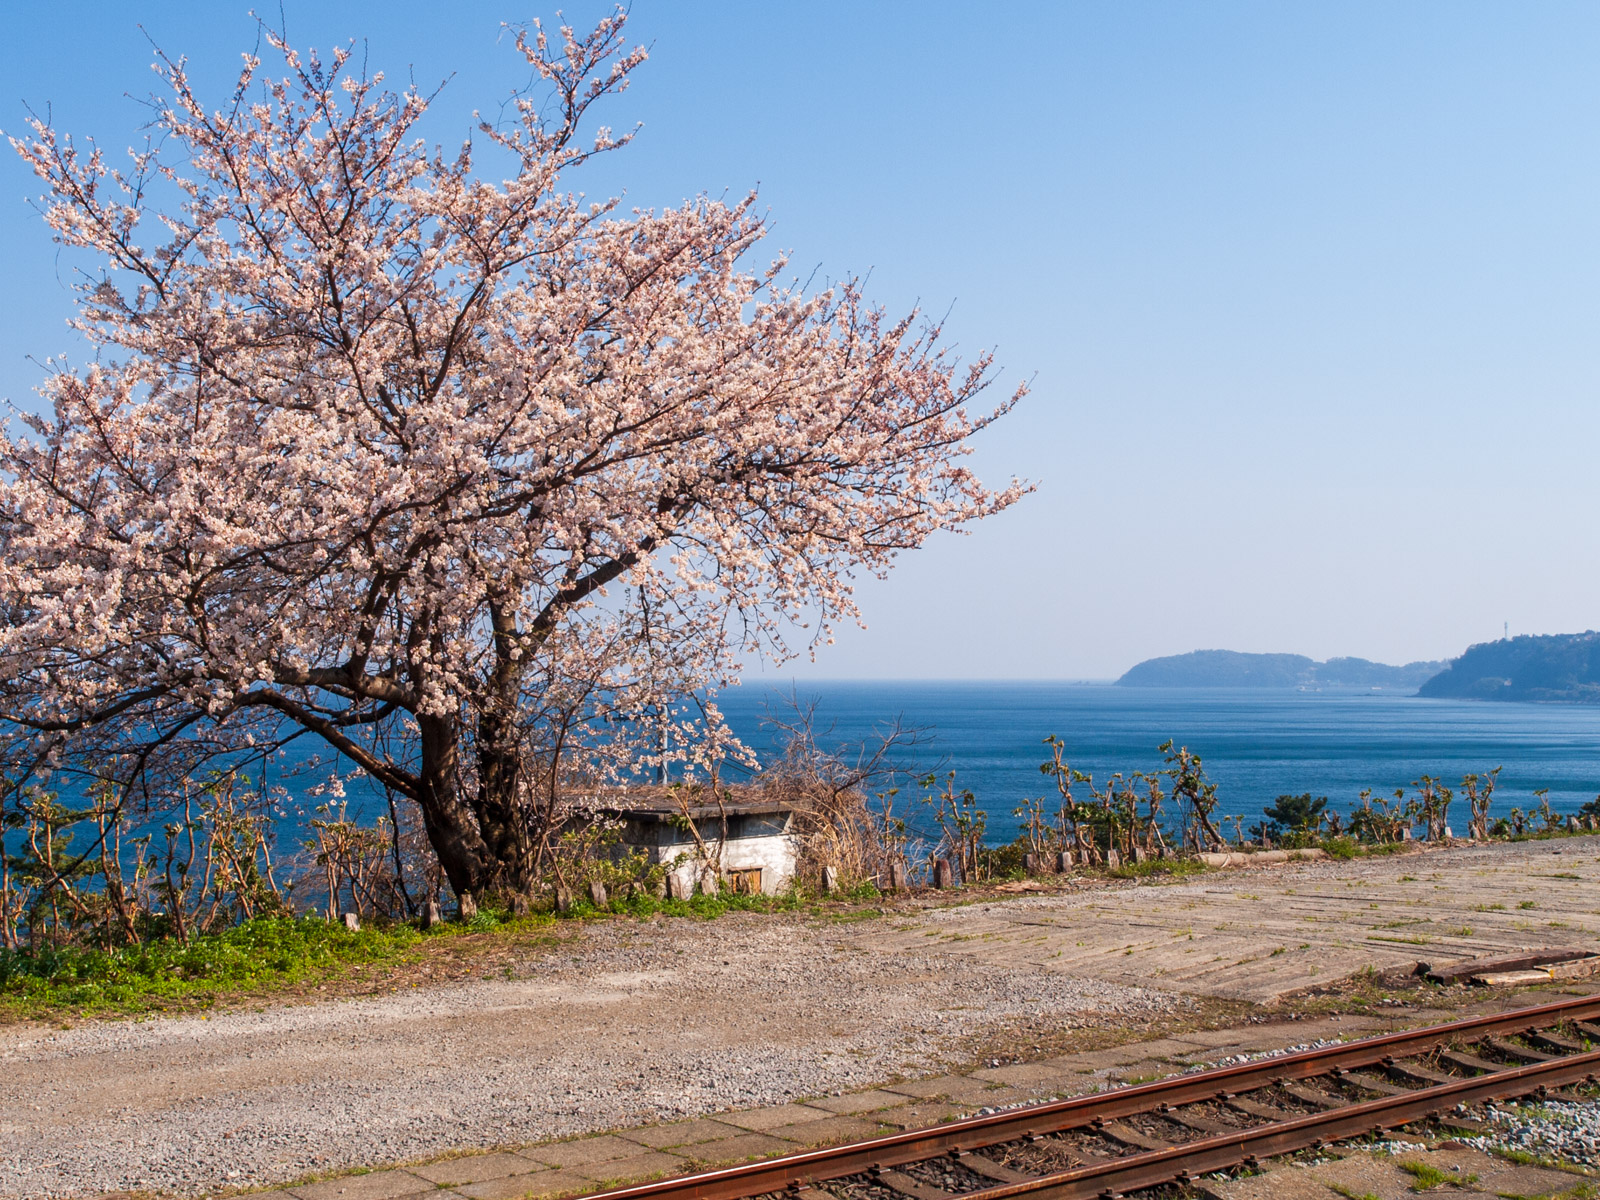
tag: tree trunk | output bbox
[474,708,529,889]
[416,712,495,897]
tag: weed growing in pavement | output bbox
[1397,1160,1478,1191]
[1327,1185,1381,1200]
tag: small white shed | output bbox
[599,797,798,896]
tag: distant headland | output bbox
[1118,632,1600,703]
[1116,650,1443,690]
[1417,631,1600,703]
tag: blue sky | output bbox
[2,2,1596,679]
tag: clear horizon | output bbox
[4,2,1596,679]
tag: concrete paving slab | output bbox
[874,1101,964,1129]
[765,1114,891,1146]
[805,1089,909,1115]
[411,1154,547,1186]
[456,1169,593,1200]
[1047,1045,1165,1071]
[970,1061,1075,1086]
[961,1085,1060,1108]
[1115,1037,1215,1059]
[1106,1059,1177,1083]
[522,1135,657,1170]
[671,1132,800,1165]
[616,1118,745,1149]
[716,1102,837,1132]
[288,1171,435,1200]
[1176,1027,1280,1048]
[881,1074,998,1103]
[566,1150,686,1185]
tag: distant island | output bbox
[1116,649,1445,690]
[1119,633,1600,703]
[1417,631,1600,703]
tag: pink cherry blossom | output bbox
[0,10,1027,897]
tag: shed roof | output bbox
[595,799,794,822]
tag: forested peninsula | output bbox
[1417,631,1600,703]
[1120,633,1600,703]
[1115,649,1445,689]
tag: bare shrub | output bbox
[754,698,925,891]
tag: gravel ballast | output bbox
[1,913,1177,1199]
[1466,1098,1600,1167]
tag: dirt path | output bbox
[6,837,1597,1199]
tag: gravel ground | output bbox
[1465,1099,1600,1167]
[1,912,1178,1199]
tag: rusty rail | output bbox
[577,993,1600,1200]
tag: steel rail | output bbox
[958,1048,1600,1200]
[576,992,1600,1200]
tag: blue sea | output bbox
[158,682,1600,848]
[714,682,1600,843]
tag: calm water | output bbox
[166,682,1600,847]
[715,682,1600,843]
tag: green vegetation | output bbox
[0,915,421,1017]
[1108,856,1210,881]
[1263,793,1330,841]
[0,887,843,1019]
[1116,649,1443,690]
[1396,1160,1477,1191]
[1418,630,1600,703]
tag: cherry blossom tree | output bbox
[0,11,1026,899]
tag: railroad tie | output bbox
[1279,1082,1344,1110]
[1340,1072,1412,1097]
[1529,1030,1587,1055]
[1573,1019,1600,1041]
[1160,1110,1241,1136]
[1222,1095,1294,1122]
[1384,1060,1459,1087]
[958,1151,1035,1184]
[873,1168,955,1200]
[1438,1048,1499,1074]
[1485,1036,1559,1063]
[1099,1121,1174,1151]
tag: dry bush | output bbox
[754,698,926,891]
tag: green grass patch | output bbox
[1107,856,1210,881]
[1396,1160,1477,1192]
[0,915,424,1019]
[0,882,882,1020]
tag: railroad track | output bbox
[578,993,1600,1200]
